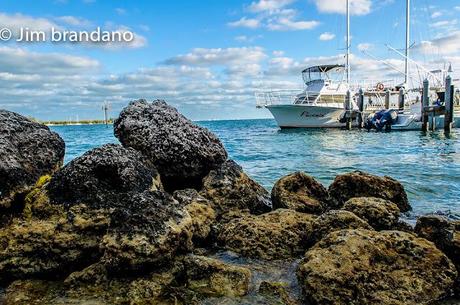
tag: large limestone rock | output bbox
[200,160,271,215]
[310,210,372,244]
[47,143,161,208]
[0,110,65,210]
[415,215,460,273]
[328,171,410,212]
[0,145,214,283]
[113,99,228,190]
[342,197,401,230]
[271,172,330,214]
[297,229,457,305]
[183,255,251,297]
[217,209,315,260]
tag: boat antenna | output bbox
[346,0,351,84]
[404,0,410,88]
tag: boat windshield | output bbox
[302,65,345,84]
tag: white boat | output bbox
[257,65,356,128]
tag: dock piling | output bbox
[358,89,364,128]
[398,88,405,110]
[346,90,352,130]
[385,89,390,110]
[422,79,429,132]
[444,76,454,134]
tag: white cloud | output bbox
[56,16,92,27]
[357,43,373,51]
[314,0,372,16]
[247,0,294,13]
[319,32,335,41]
[164,47,267,66]
[429,19,458,29]
[413,31,460,55]
[267,18,319,31]
[431,11,442,19]
[228,17,260,29]
[115,8,126,15]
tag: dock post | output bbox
[398,88,405,110]
[385,89,390,109]
[358,89,364,128]
[422,79,430,132]
[346,90,352,130]
[444,76,454,134]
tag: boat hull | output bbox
[266,104,348,128]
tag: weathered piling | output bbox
[422,79,429,132]
[444,75,454,134]
[358,89,364,128]
[398,88,405,110]
[346,90,352,130]
[385,89,390,110]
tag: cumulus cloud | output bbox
[319,32,335,41]
[228,17,261,29]
[413,31,460,55]
[228,0,319,31]
[313,0,372,16]
[357,43,373,51]
[163,47,267,66]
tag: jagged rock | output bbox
[47,143,162,208]
[310,210,373,244]
[342,197,400,230]
[258,281,298,305]
[200,160,271,215]
[271,172,330,214]
[297,229,457,305]
[415,215,460,273]
[113,99,227,190]
[183,255,251,297]
[0,110,65,210]
[328,171,410,212]
[217,209,315,260]
[0,145,214,283]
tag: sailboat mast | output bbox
[404,0,410,86]
[346,0,350,84]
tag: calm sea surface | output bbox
[50,119,460,220]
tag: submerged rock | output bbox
[113,99,227,191]
[310,210,373,244]
[258,281,298,305]
[297,229,457,305]
[0,110,65,210]
[328,171,410,212]
[217,209,315,260]
[342,197,401,230]
[200,160,271,215]
[271,172,330,214]
[183,255,251,297]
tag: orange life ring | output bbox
[376,83,385,91]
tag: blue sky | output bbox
[0,0,459,121]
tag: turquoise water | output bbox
[50,119,460,219]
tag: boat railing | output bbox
[255,89,346,108]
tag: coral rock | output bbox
[297,229,457,305]
[271,172,330,214]
[200,160,271,215]
[113,99,227,190]
[0,110,64,210]
[217,209,315,260]
[342,197,401,230]
[328,171,410,212]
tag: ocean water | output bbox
[50,119,460,220]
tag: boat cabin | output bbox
[302,65,345,85]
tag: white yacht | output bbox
[256,65,356,128]
[256,0,356,128]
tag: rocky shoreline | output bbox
[0,100,459,304]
